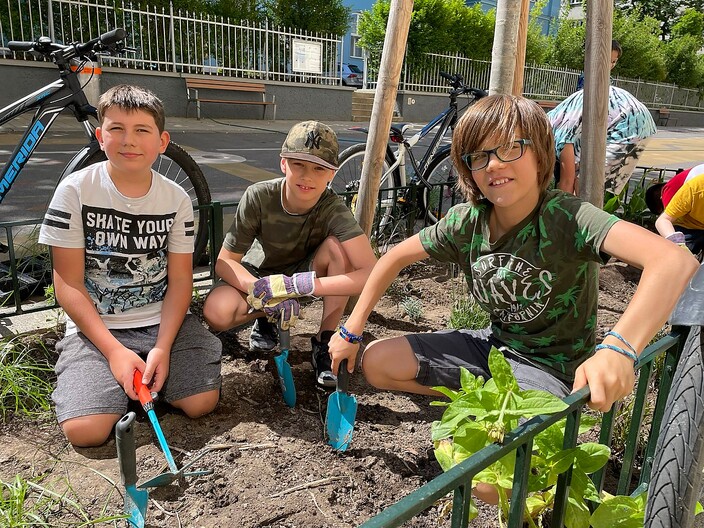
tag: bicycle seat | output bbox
[389,124,412,143]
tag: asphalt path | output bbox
[0,126,380,223]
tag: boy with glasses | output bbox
[329,94,696,430]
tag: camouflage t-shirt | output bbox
[224,178,364,275]
[419,190,619,384]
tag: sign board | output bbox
[292,40,322,74]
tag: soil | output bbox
[0,260,641,528]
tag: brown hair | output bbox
[97,84,166,133]
[451,94,555,205]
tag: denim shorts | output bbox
[52,314,222,423]
[406,327,570,397]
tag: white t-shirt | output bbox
[39,161,194,335]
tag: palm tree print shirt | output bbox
[419,190,619,384]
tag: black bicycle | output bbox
[332,72,486,248]
[1,29,211,265]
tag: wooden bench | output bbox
[657,107,677,127]
[185,78,276,120]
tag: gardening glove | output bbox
[247,292,301,330]
[666,232,692,252]
[251,272,316,304]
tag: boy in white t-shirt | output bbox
[39,85,221,447]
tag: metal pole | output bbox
[169,1,176,72]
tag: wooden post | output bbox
[511,0,530,97]
[354,0,413,236]
[580,0,613,207]
[489,0,521,95]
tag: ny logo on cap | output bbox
[305,131,322,149]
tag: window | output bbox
[350,13,363,59]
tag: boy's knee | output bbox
[315,237,350,272]
[61,414,120,447]
[361,340,388,388]
[172,389,220,418]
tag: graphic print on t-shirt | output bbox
[471,253,554,324]
[83,206,175,314]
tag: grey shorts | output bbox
[52,314,223,423]
[407,327,570,398]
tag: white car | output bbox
[340,63,363,88]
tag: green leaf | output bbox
[459,366,483,393]
[516,390,569,417]
[603,194,620,214]
[590,495,644,528]
[488,347,519,393]
[453,422,491,456]
[431,385,462,402]
[433,438,455,472]
[574,443,610,473]
[565,493,591,528]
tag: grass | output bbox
[0,474,126,526]
[0,334,55,421]
[448,296,490,330]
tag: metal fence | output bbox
[366,51,704,111]
[0,0,344,84]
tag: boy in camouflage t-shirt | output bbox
[329,94,696,418]
[203,121,376,388]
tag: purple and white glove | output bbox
[251,272,316,304]
[666,232,686,245]
[261,298,300,330]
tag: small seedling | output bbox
[400,296,423,321]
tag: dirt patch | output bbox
[0,260,640,527]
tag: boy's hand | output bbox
[142,347,170,393]
[328,332,359,375]
[108,346,146,400]
[266,298,300,330]
[251,272,316,304]
[572,348,636,412]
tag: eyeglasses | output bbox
[461,139,533,171]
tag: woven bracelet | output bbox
[605,330,638,356]
[339,325,363,344]
[595,343,638,365]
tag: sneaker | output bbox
[249,317,278,352]
[311,330,337,388]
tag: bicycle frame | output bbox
[0,67,97,204]
[387,104,457,189]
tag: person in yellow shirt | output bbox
[655,174,704,257]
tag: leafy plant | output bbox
[603,176,654,227]
[431,348,645,527]
[0,335,54,420]
[399,296,423,321]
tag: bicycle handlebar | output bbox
[439,71,487,100]
[8,28,128,63]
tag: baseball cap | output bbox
[280,120,339,170]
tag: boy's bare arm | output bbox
[51,246,143,399]
[214,247,258,293]
[329,234,429,373]
[573,221,699,411]
[143,251,193,391]
[313,234,378,296]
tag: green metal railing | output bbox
[360,329,686,527]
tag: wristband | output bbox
[595,343,638,366]
[339,325,363,344]
[605,330,638,357]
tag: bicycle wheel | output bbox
[645,325,704,528]
[334,143,407,251]
[61,141,211,266]
[421,147,461,224]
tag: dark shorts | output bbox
[674,226,704,256]
[53,314,222,423]
[406,327,571,398]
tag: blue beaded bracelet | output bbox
[339,325,363,344]
[595,343,638,365]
